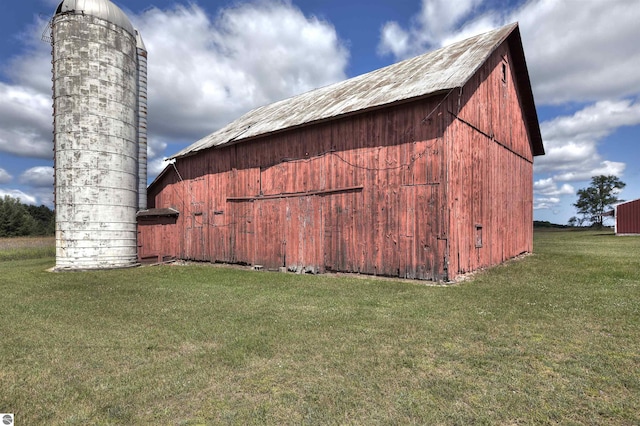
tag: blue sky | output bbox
[1,0,639,225]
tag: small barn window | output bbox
[501,62,507,83]
[475,224,483,248]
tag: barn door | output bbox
[399,185,439,280]
[323,192,358,272]
[254,199,285,269]
[185,211,206,260]
[230,200,254,264]
[282,196,323,273]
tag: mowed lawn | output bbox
[0,230,638,425]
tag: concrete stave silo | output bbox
[51,0,146,270]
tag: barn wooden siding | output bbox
[445,42,534,276]
[143,93,448,279]
[616,199,640,235]
[141,39,536,281]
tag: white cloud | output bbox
[148,157,175,177]
[535,99,639,179]
[534,178,574,196]
[0,189,38,205]
[534,197,561,210]
[0,82,53,159]
[133,2,349,143]
[378,0,485,58]
[377,0,640,105]
[533,178,574,211]
[1,1,349,184]
[541,100,640,142]
[515,0,640,104]
[32,187,54,207]
[552,161,626,183]
[19,166,54,187]
[6,17,55,94]
[147,137,168,160]
[0,168,12,184]
[378,22,410,58]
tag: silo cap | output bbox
[135,29,146,51]
[55,0,135,36]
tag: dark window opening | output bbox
[501,62,507,83]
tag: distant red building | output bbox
[138,23,544,281]
[614,199,640,235]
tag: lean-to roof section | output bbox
[172,22,542,159]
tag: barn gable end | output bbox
[444,35,537,277]
[140,23,543,281]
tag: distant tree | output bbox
[573,175,625,227]
[0,196,34,237]
[24,204,55,235]
[567,216,586,227]
[0,196,54,237]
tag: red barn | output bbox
[614,199,640,235]
[138,23,544,281]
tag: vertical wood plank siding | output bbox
[141,41,537,280]
[616,199,640,235]
[445,43,534,276]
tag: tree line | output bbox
[0,196,54,237]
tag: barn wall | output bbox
[617,199,640,235]
[146,96,449,279]
[137,215,179,262]
[141,171,182,260]
[142,39,538,281]
[445,42,534,276]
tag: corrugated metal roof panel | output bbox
[55,0,135,35]
[172,23,519,159]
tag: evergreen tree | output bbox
[24,204,55,235]
[0,196,54,237]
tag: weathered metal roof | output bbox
[55,0,135,36]
[173,22,542,159]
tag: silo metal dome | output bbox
[52,0,146,270]
[55,0,135,35]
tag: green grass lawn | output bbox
[1,230,638,424]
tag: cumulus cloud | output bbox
[377,0,640,105]
[0,168,12,184]
[378,0,640,219]
[534,178,574,196]
[148,157,175,178]
[0,82,53,159]
[378,0,486,58]
[0,0,350,201]
[19,166,54,187]
[533,178,574,210]
[534,197,561,210]
[6,16,55,94]
[133,2,348,142]
[0,189,38,205]
[536,99,639,179]
[147,137,168,161]
[515,0,640,105]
